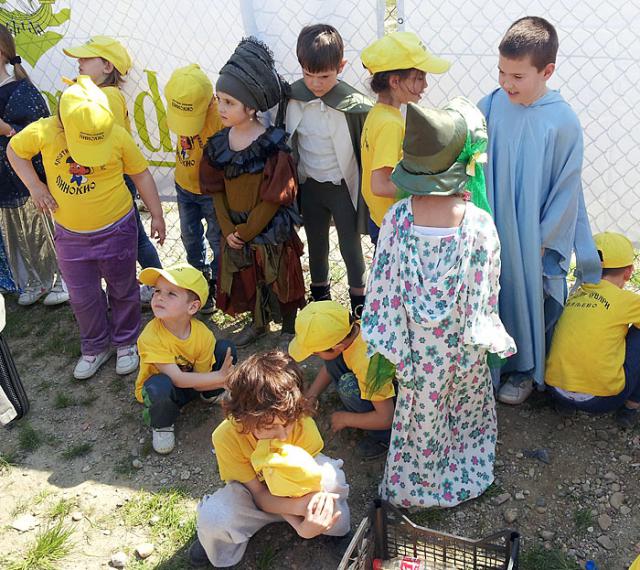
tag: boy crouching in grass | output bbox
[190,350,350,568]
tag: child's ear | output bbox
[338,59,347,74]
[103,60,115,74]
[542,62,555,80]
[188,300,201,315]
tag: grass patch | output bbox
[48,497,77,520]
[573,507,593,534]
[11,489,53,518]
[482,482,504,499]
[113,456,136,476]
[520,544,580,570]
[7,521,74,570]
[53,392,76,409]
[78,391,98,407]
[109,377,127,394]
[0,450,17,473]
[121,488,196,561]
[407,507,448,528]
[61,442,93,460]
[19,422,43,452]
[256,545,279,569]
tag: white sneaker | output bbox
[140,284,154,305]
[43,279,69,306]
[18,286,47,306]
[116,345,139,375]
[73,349,113,380]
[152,425,175,454]
[497,377,534,405]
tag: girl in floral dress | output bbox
[361,97,515,509]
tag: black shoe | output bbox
[356,436,389,460]
[310,284,331,302]
[349,293,365,319]
[616,406,638,429]
[188,538,211,568]
[200,280,217,315]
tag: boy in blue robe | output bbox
[479,16,601,404]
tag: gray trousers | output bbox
[300,178,366,289]
[196,454,350,567]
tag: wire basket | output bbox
[338,500,520,570]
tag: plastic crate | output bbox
[338,500,519,570]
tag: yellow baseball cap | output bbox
[288,300,352,362]
[59,76,114,167]
[361,31,450,75]
[164,64,213,136]
[138,264,209,305]
[63,36,132,75]
[251,440,323,498]
[594,232,635,269]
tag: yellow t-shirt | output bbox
[213,416,323,488]
[102,86,131,133]
[546,280,640,396]
[174,102,223,194]
[341,330,395,402]
[360,102,404,227]
[135,317,216,402]
[10,117,147,232]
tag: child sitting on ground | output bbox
[191,350,350,568]
[135,265,236,454]
[546,232,640,428]
[289,300,395,460]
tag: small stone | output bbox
[81,464,91,473]
[597,535,614,550]
[598,514,612,530]
[516,452,524,459]
[515,492,525,501]
[132,459,143,470]
[535,497,547,507]
[11,514,37,532]
[596,441,608,450]
[620,455,632,463]
[586,465,597,475]
[102,529,111,535]
[135,543,154,559]
[536,506,547,514]
[610,483,621,492]
[587,526,594,533]
[149,515,160,526]
[610,492,625,509]
[523,490,530,496]
[503,508,518,524]
[604,471,618,481]
[492,493,511,506]
[540,530,555,541]
[139,437,145,444]
[71,511,83,522]
[620,506,631,516]
[180,470,190,481]
[110,551,127,568]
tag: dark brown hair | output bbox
[499,16,558,71]
[223,350,314,433]
[601,266,633,278]
[0,24,29,82]
[370,68,414,94]
[296,24,344,73]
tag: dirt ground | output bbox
[1,296,639,570]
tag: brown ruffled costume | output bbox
[200,126,305,329]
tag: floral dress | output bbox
[361,198,515,508]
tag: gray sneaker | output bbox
[497,377,534,405]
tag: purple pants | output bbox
[54,209,140,355]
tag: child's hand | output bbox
[150,215,166,246]
[298,492,342,539]
[226,232,244,249]
[30,182,58,214]
[330,411,349,433]
[218,347,235,384]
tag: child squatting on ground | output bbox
[191,350,350,568]
[288,300,396,460]
[545,232,640,428]
[8,76,166,381]
[479,16,601,405]
[135,265,236,454]
[285,24,370,316]
[164,64,223,314]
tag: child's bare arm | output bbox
[7,145,58,214]
[331,397,394,432]
[243,477,319,517]
[155,348,234,391]
[370,167,397,198]
[305,366,332,402]
[129,169,166,245]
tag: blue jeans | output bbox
[368,217,380,250]
[335,371,391,443]
[551,326,640,413]
[176,183,221,281]
[124,175,162,269]
[141,339,237,428]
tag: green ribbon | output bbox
[456,133,491,215]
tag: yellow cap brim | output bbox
[166,109,206,137]
[139,267,208,305]
[288,336,311,362]
[66,137,114,168]
[414,55,451,74]
[63,45,101,60]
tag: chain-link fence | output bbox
[5,0,639,306]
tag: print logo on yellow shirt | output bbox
[177,135,203,167]
[175,355,194,373]
[55,155,96,195]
